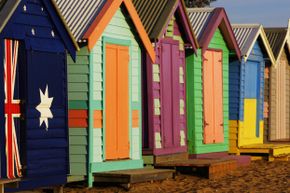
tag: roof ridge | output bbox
[186,7,215,12]
[232,24,261,28]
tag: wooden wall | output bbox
[187,28,229,155]
[269,49,290,141]
[67,46,89,177]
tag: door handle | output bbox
[220,123,224,126]
[204,121,209,126]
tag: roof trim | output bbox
[177,0,199,50]
[232,24,276,65]
[288,19,290,51]
[83,0,155,62]
[150,0,198,50]
[259,26,276,65]
[0,0,20,33]
[50,0,80,51]
[191,8,241,59]
[266,21,290,62]
[151,0,177,40]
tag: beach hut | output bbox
[54,0,155,187]
[132,0,198,162]
[264,22,290,142]
[186,8,241,157]
[229,24,276,154]
[0,0,76,191]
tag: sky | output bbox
[211,0,290,27]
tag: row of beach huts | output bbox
[0,0,290,192]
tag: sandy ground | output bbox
[64,160,290,193]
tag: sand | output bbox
[64,160,290,193]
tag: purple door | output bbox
[161,41,180,149]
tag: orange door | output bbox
[105,44,129,160]
[203,50,224,144]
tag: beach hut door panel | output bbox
[105,44,130,160]
[161,42,180,148]
[203,50,224,144]
[243,61,260,143]
[2,39,25,179]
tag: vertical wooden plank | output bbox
[264,64,270,142]
[161,43,173,148]
[203,50,214,144]
[172,44,181,146]
[117,45,129,159]
[286,52,290,139]
[269,66,277,140]
[243,99,257,140]
[276,55,287,140]
[213,51,224,143]
[105,44,118,159]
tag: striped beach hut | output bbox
[229,24,276,153]
[132,0,198,162]
[186,8,241,157]
[54,0,155,187]
[265,21,290,142]
[0,0,76,191]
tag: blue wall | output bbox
[0,0,74,190]
[229,41,265,122]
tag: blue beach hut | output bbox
[0,0,77,191]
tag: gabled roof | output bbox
[53,0,105,43]
[187,7,241,58]
[55,0,155,62]
[0,0,78,58]
[0,0,20,33]
[132,0,198,50]
[232,24,275,64]
[265,20,290,61]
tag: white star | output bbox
[36,85,54,131]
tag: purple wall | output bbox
[143,17,187,156]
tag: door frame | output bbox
[102,36,132,160]
[202,48,224,144]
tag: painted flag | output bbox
[3,39,22,179]
[24,50,68,181]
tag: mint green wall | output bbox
[66,9,143,186]
[88,8,143,185]
[186,28,229,154]
[67,47,90,109]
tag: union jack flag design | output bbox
[3,39,22,179]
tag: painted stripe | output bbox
[132,110,139,128]
[93,110,102,128]
[69,109,88,118]
[68,110,88,128]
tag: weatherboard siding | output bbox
[68,47,90,109]
[228,59,240,154]
[67,46,90,176]
[229,41,265,150]
[90,8,142,167]
[146,15,187,155]
[264,64,270,142]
